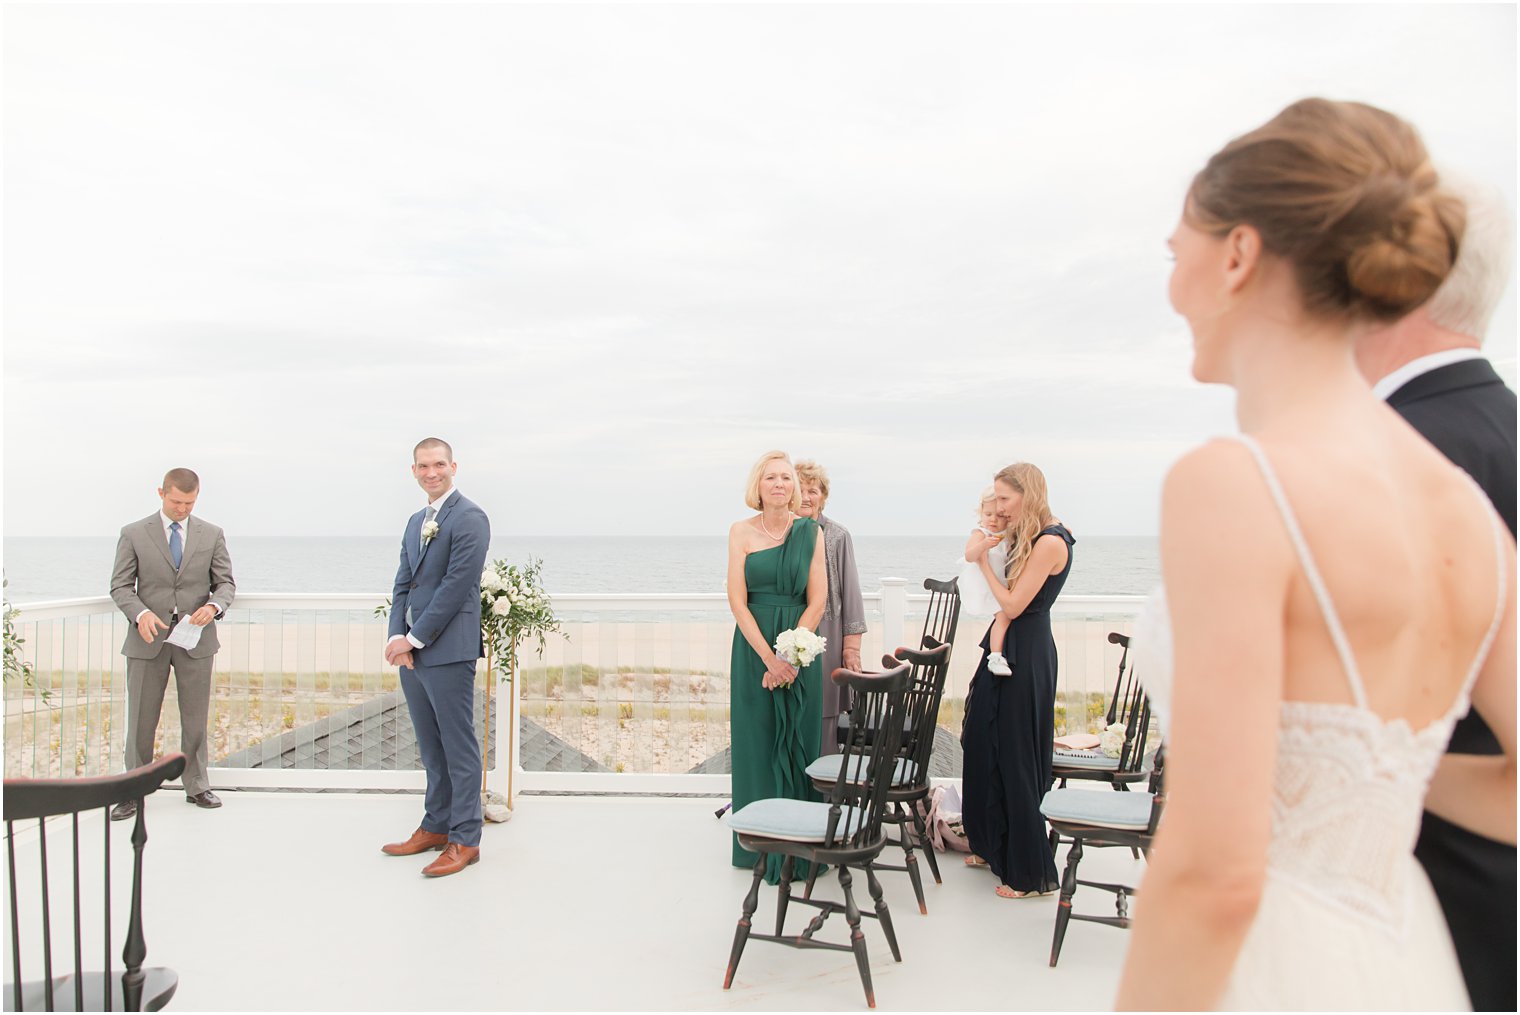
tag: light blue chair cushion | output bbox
[1040,788,1155,831]
[727,798,867,843]
[804,753,919,787]
[1051,749,1120,771]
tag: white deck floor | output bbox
[5,789,1142,1011]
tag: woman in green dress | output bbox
[726,450,828,884]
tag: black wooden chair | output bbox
[1039,745,1166,967]
[1052,632,1152,790]
[724,661,913,1010]
[836,576,960,747]
[805,639,951,914]
[918,577,961,654]
[5,754,186,1012]
[1049,632,1154,861]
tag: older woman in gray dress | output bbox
[795,460,866,757]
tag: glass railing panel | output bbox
[220,605,252,767]
[4,593,1144,784]
[294,610,318,754]
[706,611,732,768]
[7,616,43,776]
[358,614,394,771]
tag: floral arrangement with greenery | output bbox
[478,557,562,675]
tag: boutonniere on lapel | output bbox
[422,519,441,546]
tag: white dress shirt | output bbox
[390,486,459,651]
[1371,348,1485,402]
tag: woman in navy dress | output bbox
[960,462,1075,898]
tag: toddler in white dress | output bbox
[959,488,1013,675]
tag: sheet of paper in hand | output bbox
[165,617,205,650]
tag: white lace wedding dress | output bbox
[1134,435,1506,1011]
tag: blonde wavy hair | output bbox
[794,460,831,512]
[744,450,802,512]
[974,485,997,520]
[995,463,1053,588]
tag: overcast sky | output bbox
[5,2,1515,539]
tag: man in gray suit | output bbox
[381,438,491,877]
[108,467,236,820]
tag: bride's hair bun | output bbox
[1186,98,1465,321]
[1344,184,1466,317]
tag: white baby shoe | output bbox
[987,652,1011,676]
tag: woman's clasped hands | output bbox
[762,656,798,691]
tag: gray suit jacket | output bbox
[110,513,236,660]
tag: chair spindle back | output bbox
[919,578,961,660]
[4,753,185,1013]
[822,662,912,851]
[889,638,952,788]
[1103,633,1152,776]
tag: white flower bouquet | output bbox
[774,627,827,668]
[478,557,561,669]
[1099,721,1127,759]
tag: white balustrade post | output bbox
[489,655,506,795]
[880,577,909,653]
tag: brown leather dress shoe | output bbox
[422,843,480,877]
[186,790,222,809]
[381,828,449,856]
[110,800,137,822]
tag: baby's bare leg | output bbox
[987,613,1013,675]
[989,611,1011,650]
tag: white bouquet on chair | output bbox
[774,627,827,668]
[1099,721,1127,759]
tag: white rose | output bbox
[480,568,502,591]
[794,629,825,667]
[774,629,798,665]
[421,520,440,543]
[491,597,513,617]
[1099,721,1127,759]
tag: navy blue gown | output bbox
[961,524,1075,892]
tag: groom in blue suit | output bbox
[381,438,492,877]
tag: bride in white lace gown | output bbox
[1115,99,1517,1011]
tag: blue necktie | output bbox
[169,521,183,569]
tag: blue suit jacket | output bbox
[389,491,491,668]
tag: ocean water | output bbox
[2,534,1157,604]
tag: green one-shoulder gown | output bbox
[730,517,824,884]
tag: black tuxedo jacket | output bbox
[1390,355,1517,1011]
[1388,357,1516,539]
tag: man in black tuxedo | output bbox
[1357,179,1516,1012]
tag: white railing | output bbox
[4,583,1144,792]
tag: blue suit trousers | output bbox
[400,659,482,847]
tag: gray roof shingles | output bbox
[220,690,609,773]
[220,693,963,778]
